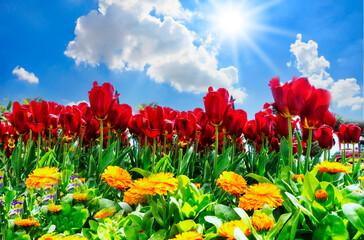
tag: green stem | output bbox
[304,129,313,173]
[152,137,156,173]
[107,128,111,147]
[48,129,52,150]
[217,189,227,203]
[16,135,23,184]
[26,130,32,155]
[99,119,103,163]
[330,174,334,184]
[116,131,120,158]
[352,144,355,173]
[213,125,219,183]
[231,137,236,162]
[192,132,199,177]
[288,117,293,170]
[79,126,84,155]
[163,134,167,155]
[36,133,41,168]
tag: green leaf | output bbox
[280,137,289,164]
[204,216,223,229]
[178,146,194,175]
[130,168,151,178]
[342,203,364,234]
[234,227,249,240]
[302,171,320,203]
[149,229,168,240]
[97,142,116,175]
[245,173,272,184]
[313,214,349,240]
[72,208,89,229]
[88,155,96,178]
[203,160,211,183]
[267,213,292,239]
[214,148,232,179]
[215,204,240,221]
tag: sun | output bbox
[216,7,249,37]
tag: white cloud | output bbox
[67,100,89,106]
[288,34,363,111]
[12,66,39,84]
[65,0,247,103]
[288,34,333,88]
[330,78,364,111]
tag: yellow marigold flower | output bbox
[145,172,178,196]
[101,166,131,191]
[25,167,60,190]
[251,213,274,232]
[169,231,204,240]
[123,172,177,205]
[217,171,247,197]
[218,220,251,239]
[94,208,117,219]
[293,174,304,181]
[358,176,364,181]
[314,190,328,202]
[316,160,352,175]
[47,205,62,213]
[61,236,88,240]
[14,218,40,227]
[38,233,62,240]
[194,183,201,189]
[72,192,91,201]
[239,183,283,211]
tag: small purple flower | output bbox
[42,193,56,204]
[0,196,4,207]
[9,207,23,218]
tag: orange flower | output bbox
[314,190,328,202]
[217,171,247,196]
[38,233,62,240]
[145,172,178,196]
[218,220,251,239]
[14,218,40,227]
[293,174,304,181]
[25,167,60,189]
[251,213,274,231]
[72,192,91,201]
[358,176,364,181]
[194,183,201,189]
[169,231,204,240]
[94,208,117,219]
[239,183,283,211]
[123,172,178,205]
[47,205,62,213]
[62,236,88,240]
[101,166,131,191]
[316,160,352,175]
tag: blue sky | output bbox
[0,0,363,121]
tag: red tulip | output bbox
[60,106,84,137]
[143,106,164,138]
[300,87,331,129]
[199,124,215,148]
[175,111,197,142]
[318,126,334,150]
[106,102,132,132]
[27,100,49,133]
[337,124,348,144]
[301,126,318,143]
[243,120,257,142]
[255,109,274,138]
[347,124,361,144]
[85,119,100,142]
[3,102,30,135]
[222,108,247,138]
[322,111,336,129]
[162,119,174,136]
[271,137,280,152]
[128,114,146,137]
[88,81,119,120]
[269,76,312,118]
[194,109,208,131]
[274,114,299,139]
[203,87,234,126]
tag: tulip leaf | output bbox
[178,146,194,175]
[342,203,364,234]
[302,171,319,203]
[245,173,272,184]
[214,148,232,179]
[97,142,116,175]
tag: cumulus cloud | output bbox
[12,66,39,84]
[66,100,89,106]
[65,0,247,103]
[288,34,333,88]
[330,78,364,111]
[288,34,363,111]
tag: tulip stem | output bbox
[304,128,313,173]
[16,135,23,184]
[36,133,41,168]
[231,137,236,162]
[79,126,84,156]
[99,119,103,163]
[48,130,52,151]
[152,137,156,173]
[192,132,199,177]
[26,130,32,155]
[287,117,293,170]
[107,128,111,147]
[116,131,120,157]
[163,134,167,155]
[352,144,355,173]
[213,125,219,183]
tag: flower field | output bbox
[0,77,363,240]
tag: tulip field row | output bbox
[0,77,363,239]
